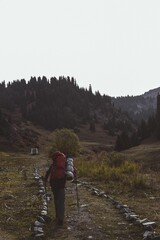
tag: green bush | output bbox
[49,128,80,157]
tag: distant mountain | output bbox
[143,87,160,98]
[112,87,160,122]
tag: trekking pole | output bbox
[75,178,80,214]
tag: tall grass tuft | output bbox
[129,175,149,189]
[75,151,147,189]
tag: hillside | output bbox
[1,78,160,151]
[0,109,116,153]
[112,87,160,122]
[143,87,160,98]
[0,77,135,151]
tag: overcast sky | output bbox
[0,0,160,97]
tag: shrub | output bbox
[49,128,80,157]
[74,151,141,187]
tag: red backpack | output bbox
[50,151,66,180]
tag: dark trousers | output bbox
[52,188,65,222]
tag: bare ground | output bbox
[1,152,159,240]
[44,182,143,240]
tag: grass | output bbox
[74,151,149,189]
[74,142,160,234]
[78,123,116,145]
[0,152,42,239]
[0,140,160,238]
[123,141,160,170]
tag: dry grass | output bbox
[74,151,149,189]
[0,140,160,239]
[0,152,44,239]
[77,123,116,145]
[74,142,160,233]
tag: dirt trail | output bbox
[44,181,142,240]
[0,153,146,240]
[36,154,142,239]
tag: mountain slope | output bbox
[143,87,160,98]
[0,77,135,150]
[112,87,160,122]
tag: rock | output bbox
[91,190,99,196]
[34,227,44,233]
[42,201,47,206]
[34,220,44,227]
[99,191,105,197]
[88,236,93,239]
[34,232,44,239]
[37,216,45,224]
[91,187,99,192]
[143,230,155,239]
[107,195,115,203]
[120,207,132,214]
[39,190,45,194]
[41,215,52,223]
[41,206,47,211]
[135,218,148,225]
[34,176,40,180]
[143,221,156,230]
[103,194,108,198]
[41,210,47,216]
[41,194,47,200]
[119,204,128,209]
[124,213,139,222]
[80,204,88,208]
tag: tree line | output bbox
[0,76,112,131]
[1,76,158,151]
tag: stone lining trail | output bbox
[33,169,160,240]
[78,180,160,240]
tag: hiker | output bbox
[44,151,76,226]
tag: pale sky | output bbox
[0,0,160,97]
